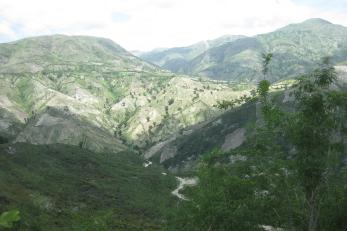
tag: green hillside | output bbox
[0,143,176,230]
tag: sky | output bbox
[0,0,347,51]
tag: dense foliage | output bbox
[167,59,347,230]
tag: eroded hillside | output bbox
[0,35,252,152]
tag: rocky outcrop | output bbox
[221,128,246,151]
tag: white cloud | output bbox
[0,20,16,40]
[0,0,346,51]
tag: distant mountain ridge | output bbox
[140,35,246,73]
[141,18,347,82]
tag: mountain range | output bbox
[141,18,347,82]
[0,35,253,152]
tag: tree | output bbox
[168,98,175,106]
[257,52,273,104]
[261,53,273,79]
[215,99,235,110]
[260,57,347,230]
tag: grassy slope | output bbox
[0,143,176,231]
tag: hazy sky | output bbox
[0,0,346,51]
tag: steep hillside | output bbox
[144,100,258,172]
[0,35,252,151]
[0,142,176,230]
[166,19,347,82]
[147,67,347,172]
[140,35,245,73]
